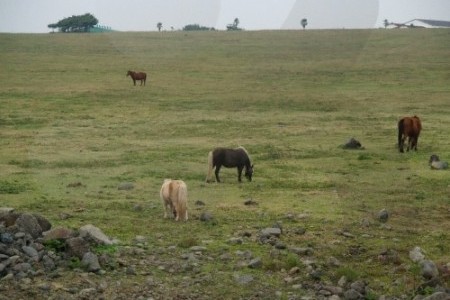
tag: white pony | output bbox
[160,179,188,221]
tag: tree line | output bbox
[48,13,98,33]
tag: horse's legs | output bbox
[399,135,405,153]
[163,202,171,218]
[412,136,419,151]
[407,136,413,152]
[237,166,244,182]
[215,165,222,182]
[133,79,136,86]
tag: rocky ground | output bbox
[0,207,449,300]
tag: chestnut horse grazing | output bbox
[126,70,147,86]
[206,146,253,183]
[160,179,188,221]
[398,115,422,153]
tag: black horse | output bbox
[206,147,253,183]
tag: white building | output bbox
[401,19,450,28]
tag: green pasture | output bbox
[0,29,449,297]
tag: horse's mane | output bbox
[237,146,251,163]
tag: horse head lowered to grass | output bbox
[398,115,422,153]
[160,179,188,221]
[206,146,253,183]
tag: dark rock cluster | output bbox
[0,208,116,281]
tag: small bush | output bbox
[43,239,66,253]
[178,237,198,248]
[284,253,300,269]
[335,266,359,282]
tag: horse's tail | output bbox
[398,118,405,152]
[206,151,214,183]
[177,181,188,221]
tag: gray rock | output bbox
[350,280,366,294]
[261,228,282,237]
[190,246,207,252]
[409,246,426,262]
[290,247,314,256]
[234,273,254,285]
[33,214,52,232]
[422,292,450,300]
[342,138,363,149]
[13,262,32,273]
[199,212,214,222]
[79,224,114,245]
[78,287,98,299]
[21,246,39,260]
[118,182,134,190]
[81,252,101,272]
[228,237,243,245]
[420,259,439,279]
[248,257,263,269]
[42,255,56,271]
[15,213,43,239]
[343,289,363,300]
[0,233,14,244]
[43,227,75,241]
[66,237,90,259]
[377,209,389,223]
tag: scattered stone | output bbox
[248,257,262,269]
[15,213,44,239]
[81,252,101,272]
[261,228,282,237]
[429,154,449,170]
[422,292,450,300]
[190,246,207,252]
[343,288,363,300]
[410,246,426,262]
[195,200,205,206]
[293,227,307,235]
[118,182,134,190]
[341,137,363,149]
[421,260,439,280]
[66,237,90,259]
[43,227,75,241]
[291,247,314,256]
[377,209,389,223]
[228,237,243,245]
[234,273,254,285]
[79,224,114,245]
[199,212,214,222]
[67,182,83,188]
[244,199,258,206]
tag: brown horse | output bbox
[126,70,147,86]
[398,115,422,153]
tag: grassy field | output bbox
[0,29,449,298]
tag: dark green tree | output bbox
[183,24,214,31]
[48,13,98,32]
[301,18,308,29]
[157,22,163,32]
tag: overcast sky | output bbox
[0,0,449,33]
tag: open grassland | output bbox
[0,29,449,298]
